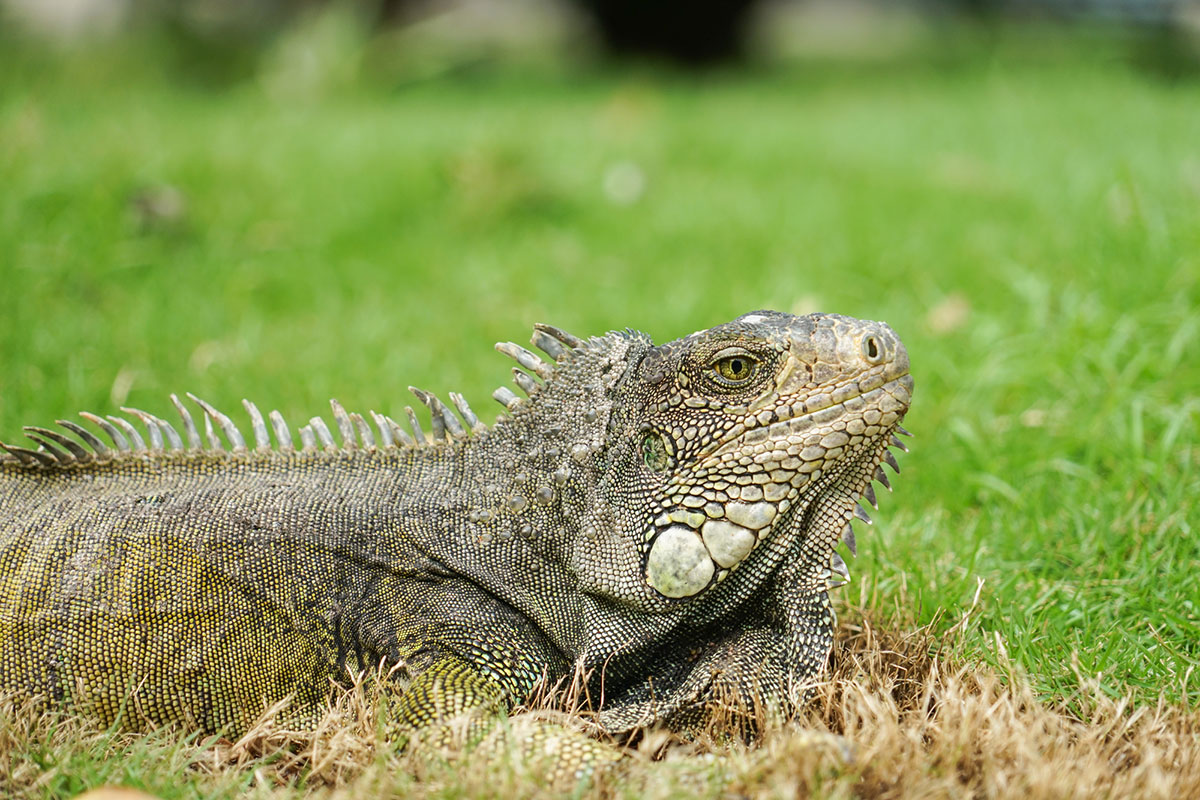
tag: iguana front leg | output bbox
[391,654,622,786]
[369,576,624,781]
[390,653,506,747]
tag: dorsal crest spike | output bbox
[381,414,413,446]
[80,412,130,452]
[350,412,375,450]
[532,322,584,350]
[512,368,539,397]
[492,387,521,411]
[107,416,146,452]
[1,442,55,467]
[439,400,466,439]
[308,417,336,451]
[187,394,246,453]
[202,411,221,450]
[120,408,165,453]
[25,426,91,463]
[157,418,184,452]
[170,394,202,450]
[0,442,30,466]
[495,342,553,380]
[55,420,111,460]
[408,388,446,442]
[242,400,271,452]
[405,406,426,446]
[408,388,466,442]
[269,410,294,452]
[530,328,568,362]
[298,424,317,452]
[447,392,483,434]
[22,430,75,465]
[329,399,357,450]
[370,411,394,448]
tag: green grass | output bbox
[0,18,1198,793]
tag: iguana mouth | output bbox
[643,372,913,600]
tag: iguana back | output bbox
[0,311,913,738]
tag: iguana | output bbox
[0,311,912,764]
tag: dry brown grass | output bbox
[728,615,1200,799]
[3,609,1198,800]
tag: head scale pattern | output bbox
[590,310,913,602]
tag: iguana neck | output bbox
[396,331,652,658]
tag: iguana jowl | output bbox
[0,311,912,741]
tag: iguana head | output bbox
[629,310,910,599]
[535,311,912,616]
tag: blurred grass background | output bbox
[0,0,1198,720]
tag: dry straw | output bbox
[3,608,1197,800]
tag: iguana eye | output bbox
[711,351,758,385]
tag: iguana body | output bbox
[0,312,912,744]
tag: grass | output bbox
[0,14,1198,798]
[4,611,1198,799]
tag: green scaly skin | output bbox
[0,311,912,774]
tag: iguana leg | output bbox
[389,654,506,748]
[390,655,622,785]
[484,713,625,788]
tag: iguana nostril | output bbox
[863,335,881,362]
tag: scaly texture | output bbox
[0,311,912,760]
